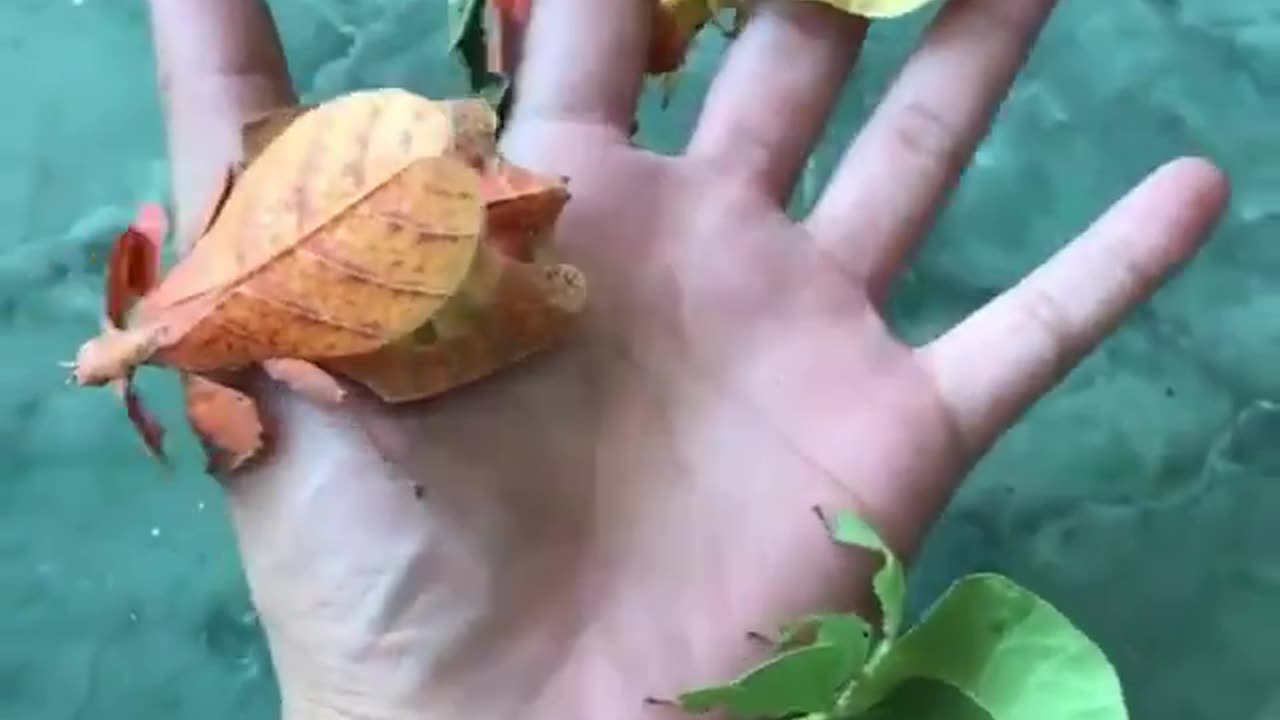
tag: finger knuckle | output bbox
[1012,284,1074,377]
[885,100,966,178]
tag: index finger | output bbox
[147,0,295,251]
[918,157,1229,457]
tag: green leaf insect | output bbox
[673,613,871,717]
[669,507,1128,720]
[778,611,873,670]
[845,573,1129,720]
[857,677,993,720]
[819,507,906,644]
[670,510,889,719]
[677,643,851,718]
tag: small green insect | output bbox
[653,506,1129,720]
[670,612,873,717]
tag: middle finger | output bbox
[685,0,867,203]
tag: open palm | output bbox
[147,0,1227,718]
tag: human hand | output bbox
[145,0,1228,718]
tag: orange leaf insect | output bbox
[73,203,171,461]
[647,0,744,76]
[67,88,587,473]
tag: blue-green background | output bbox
[2,1,1277,717]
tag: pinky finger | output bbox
[918,157,1230,457]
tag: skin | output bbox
[145,0,1229,717]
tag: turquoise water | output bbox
[2,1,1277,718]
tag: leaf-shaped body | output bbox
[135,88,488,373]
[71,88,588,470]
[481,158,570,262]
[678,644,850,717]
[846,573,1127,720]
[324,257,585,402]
[674,612,873,718]
[323,154,584,403]
[807,0,940,19]
[826,508,906,642]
